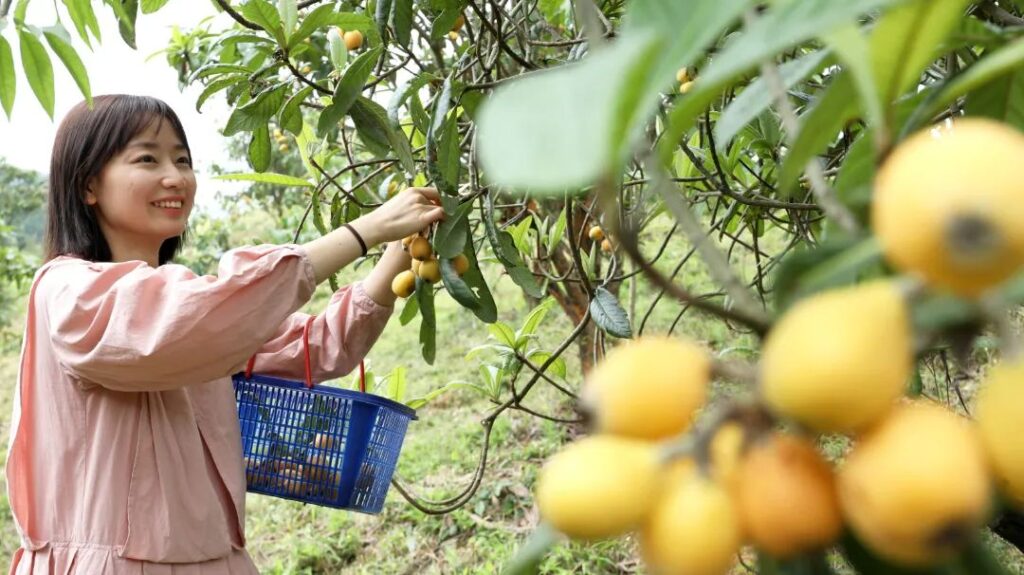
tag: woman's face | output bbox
[85,117,195,264]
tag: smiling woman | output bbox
[46,95,194,267]
[4,93,446,574]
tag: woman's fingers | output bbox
[410,186,441,205]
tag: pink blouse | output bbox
[5,245,393,574]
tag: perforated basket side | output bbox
[233,373,415,513]
[347,405,415,513]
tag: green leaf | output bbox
[248,124,272,172]
[715,50,831,149]
[278,0,297,36]
[375,0,393,44]
[509,266,545,299]
[18,28,54,118]
[0,36,16,120]
[393,0,413,48]
[430,7,462,41]
[327,27,348,70]
[388,74,437,127]
[311,185,327,235]
[416,279,437,364]
[140,0,170,13]
[590,287,632,338]
[111,0,139,49]
[920,37,1024,127]
[279,85,313,134]
[292,11,378,48]
[190,62,252,82]
[409,92,431,137]
[427,71,457,195]
[482,191,544,298]
[965,67,1024,131]
[502,523,559,575]
[455,234,498,323]
[440,256,481,311]
[196,75,246,113]
[777,72,859,195]
[212,172,313,186]
[434,201,473,258]
[317,46,382,137]
[399,294,419,325]
[224,83,288,136]
[519,298,556,339]
[385,366,407,402]
[834,130,875,223]
[43,28,91,106]
[526,351,566,379]
[291,4,337,46]
[659,0,902,166]
[350,96,416,174]
[826,25,886,138]
[63,0,101,47]
[13,0,29,23]
[239,0,285,44]
[437,113,461,191]
[488,322,517,348]
[477,35,661,193]
[870,0,973,109]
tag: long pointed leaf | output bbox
[715,50,831,148]
[416,279,437,364]
[18,28,54,118]
[43,29,91,106]
[0,35,15,119]
[392,0,413,48]
[317,46,383,137]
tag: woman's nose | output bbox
[162,164,189,189]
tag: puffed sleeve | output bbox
[39,245,317,391]
[245,281,393,383]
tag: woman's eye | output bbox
[177,157,193,166]
[136,155,156,163]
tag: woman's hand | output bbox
[363,187,445,245]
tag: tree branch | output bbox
[212,0,261,31]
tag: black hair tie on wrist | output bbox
[343,223,368,257]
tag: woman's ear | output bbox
[84,180,98,206]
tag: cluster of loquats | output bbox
[533,118,1024,572]
[391,232,470,298]
[588,224,614,253]
[245,433,342,500]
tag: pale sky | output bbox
[0,1,246,210]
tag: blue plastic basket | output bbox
[232,318,416,514]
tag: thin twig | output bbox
[213,0,261,31]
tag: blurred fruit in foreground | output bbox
[873,119,1024,297]
[838,401,992,566]
[536,436,661,540]
[582,337,710,440]
[760,281,911,433]
[976,361,1024,508]
[737,433,842,558]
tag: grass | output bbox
[0,212,1022,573]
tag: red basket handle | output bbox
[244,315,366,392]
